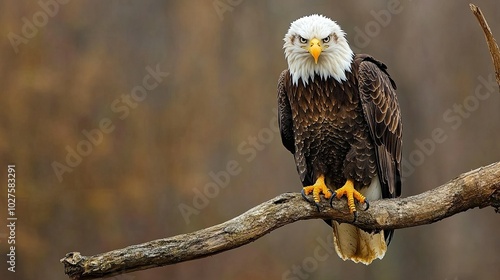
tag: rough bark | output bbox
[61,161,500,280]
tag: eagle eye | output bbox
[322,36,331,43]
[298,36,307,44]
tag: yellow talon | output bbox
[334,179,366,214]
[302,175,332,203]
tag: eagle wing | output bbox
[277,70,295,154]
[356,55,402,199]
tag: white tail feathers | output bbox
[332,221,387,265]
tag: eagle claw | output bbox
[328,193,336,208]
[329,191,369,223]
[362,199,370,211]
[301,188,321,211]
[300,188,311,202]
[351,201,369,223]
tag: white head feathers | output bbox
[283,14,354,86]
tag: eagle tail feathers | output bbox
[332,221,387,265]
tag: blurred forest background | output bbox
[1,1,500,279]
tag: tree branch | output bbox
[61,161,500,279]
[470,3,500,89]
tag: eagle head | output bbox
[283,14,354,86]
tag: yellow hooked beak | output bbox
[308,38,322,64]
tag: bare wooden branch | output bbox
[61,161,500,279]
[470,3,500,89]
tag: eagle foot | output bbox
[301,175,332,211]
[329,179,368,223]
[301,189,321,211]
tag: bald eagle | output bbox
[278,14,402,264]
